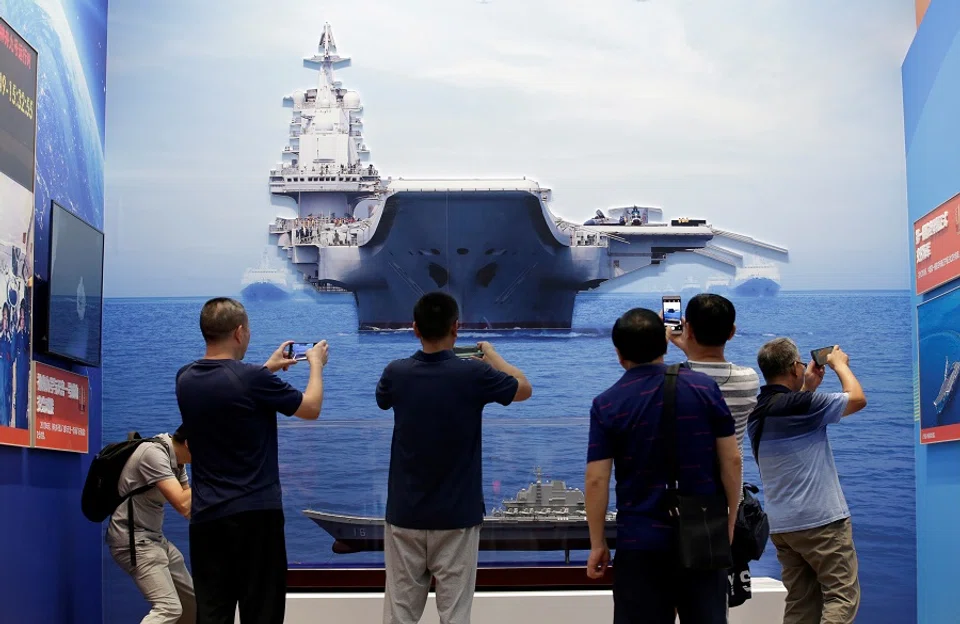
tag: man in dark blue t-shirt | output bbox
[376,292,532,624]
[585,308,741,624]
[175,297,328,624]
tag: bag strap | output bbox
[662,364,681,493]
[128,498,137,567]
[122,431,166,568]
[750,393,788,474]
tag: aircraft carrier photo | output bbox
[267,23,788,329]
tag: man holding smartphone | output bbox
[748,339,867,624]
[665,294,761,612]
[375,291,532,624]
[666,294,760,476]
[175,297,329,624]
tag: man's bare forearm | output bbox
[298,366,325,419]
[484,352,528,385]
[585,471,610,549]
[720,451,742,521]
[833,363,867,414]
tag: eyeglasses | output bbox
[795,360,807,369]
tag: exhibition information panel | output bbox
[0,17,37,192]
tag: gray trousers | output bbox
[383,523,481,624]
[111,537,196,624]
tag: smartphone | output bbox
[453,345,483,359]
[811,346,834,367]
[662,295,682,332]
[284,342,316,361]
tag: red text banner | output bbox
[33,362,89,453]
[915,193,960,294]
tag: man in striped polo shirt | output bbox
[667,294,760,462]
[667,294,760,613]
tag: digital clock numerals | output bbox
[0,70,33,120]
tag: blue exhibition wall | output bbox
[903,1,960,622]
[0,1,107,623]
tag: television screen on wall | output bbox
[46,201,103,367]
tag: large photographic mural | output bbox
[101,3,914,622]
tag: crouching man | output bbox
[107,426,195,624]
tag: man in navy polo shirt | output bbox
[176,297,329,624]
[585,308,742,624]
[376,291,532,624]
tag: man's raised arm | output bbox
[294,341,328,420]
[477,342,532,402]
[827,346,866,416]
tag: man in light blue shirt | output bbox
[747,338,867,624]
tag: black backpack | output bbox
[81,431,162,566]
[732,482,770,563]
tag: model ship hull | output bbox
[305,510,618,554]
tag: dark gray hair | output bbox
[757,337,800,381]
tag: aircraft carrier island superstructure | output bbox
[267,24,788,329]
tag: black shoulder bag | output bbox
[662,363,733,570]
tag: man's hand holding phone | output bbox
[825,345,849,370]
[664,316,687,349]
[661,295,683,335]
[802,360,825,392]
[265,341,298,373]
[476,341,496,359]
[306,340,329,368]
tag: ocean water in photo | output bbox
[101,290,914,623]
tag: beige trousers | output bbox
[111,537,196,624]
[771,517,860,624]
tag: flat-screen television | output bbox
[44,201,104,367]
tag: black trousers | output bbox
[613,549,727,624]
[190,509,288,624]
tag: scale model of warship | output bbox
[304,468,617,561]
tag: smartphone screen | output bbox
[284,342,316,361]
[662,296,682,332]
[453,345,483,359]
[811,346,834,367]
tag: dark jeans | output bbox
[190,509,287,624]
[613,549,727,624]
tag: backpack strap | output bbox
[662,364,681,492]
[122,431,164,568]
[125,432,140,567]
[750,393,788,475]
[128,498,137,567]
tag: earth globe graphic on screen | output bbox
[6,0,105,234]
